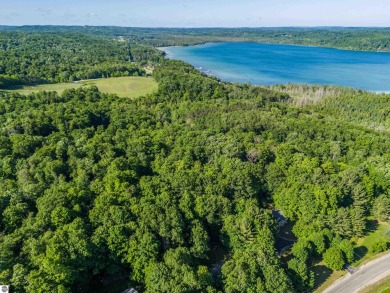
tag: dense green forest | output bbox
[2,26,390,51]
[0,28,389,292]
[0,32,163,87]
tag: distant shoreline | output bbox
[157,41,390,55]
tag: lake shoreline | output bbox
[160,42,390,91]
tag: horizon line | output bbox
[1,24,390,29]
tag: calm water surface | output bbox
[163,42,390,91]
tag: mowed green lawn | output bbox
[7,76,158,98]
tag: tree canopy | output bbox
[0,28,389,292]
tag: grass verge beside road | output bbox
[359,274,390,293]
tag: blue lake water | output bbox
[163,42,390,91]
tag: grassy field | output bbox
[6,76,158,98]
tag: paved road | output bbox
[323,253,390,293]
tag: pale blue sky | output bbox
[1,0,390,27]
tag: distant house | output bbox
[272,210,288,227]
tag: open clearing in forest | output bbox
[7,76,158,98]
